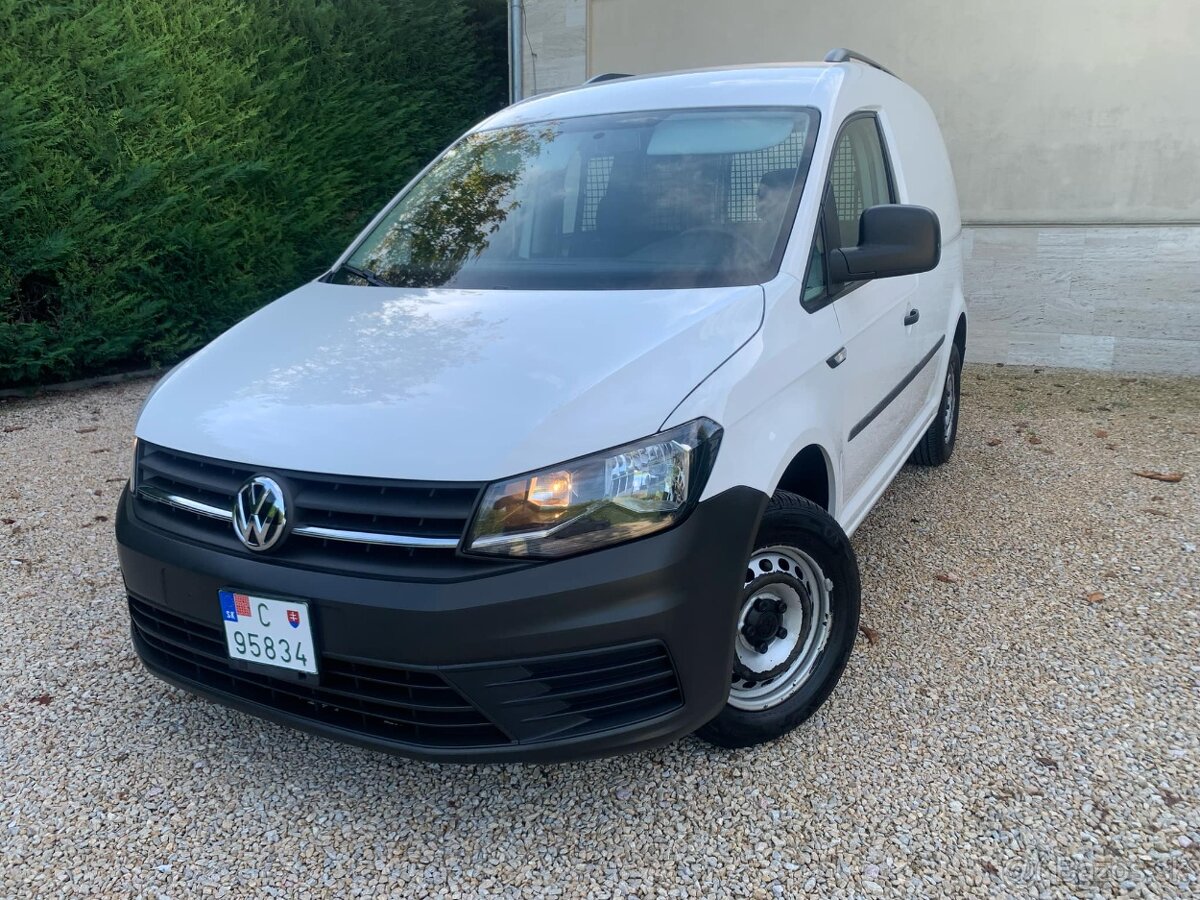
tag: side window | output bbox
[802,220,827,303]
[828,117,893,248]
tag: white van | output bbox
[117,50,966,762]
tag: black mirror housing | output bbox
[828,204,941,283]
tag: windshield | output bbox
[338,107,819,291]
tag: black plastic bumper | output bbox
[115,484,767,762]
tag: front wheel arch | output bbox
[773,443,836,516]
[697,490,861,749]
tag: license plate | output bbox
[219,590,317,674]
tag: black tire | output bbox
[697,491,861,749]
[910,341,962,467]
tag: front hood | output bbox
[137,281,763,481]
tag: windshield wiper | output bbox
[337,262,391,287]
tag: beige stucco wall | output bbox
[587,0,1200,225]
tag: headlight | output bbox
[129,437,139,492]
[465,418,722,559]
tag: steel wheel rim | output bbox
[728,545,833,711]
[943,365,957,445]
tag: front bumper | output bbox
[115,484,767,762]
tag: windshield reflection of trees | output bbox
[362,125,557,287]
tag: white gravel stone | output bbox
[1,365,1198,897]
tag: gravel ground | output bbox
[1,365,1198,898]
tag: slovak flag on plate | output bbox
[219,591,253,622]
[287,609,301,628]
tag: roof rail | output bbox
[585,72,632,84]
[823,48,897,78]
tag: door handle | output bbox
[826,347,847,369]
[903,308,920,326]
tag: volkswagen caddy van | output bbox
[116,50,967,762]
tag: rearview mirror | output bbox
[828,205,941,282]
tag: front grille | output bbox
[129,595,510,748]
[134,442,512,581]
[129,594,684,751]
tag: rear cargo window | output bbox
[339,107,819,291]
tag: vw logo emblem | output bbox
[232,475,288,551]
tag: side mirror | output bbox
[828,204,941,283]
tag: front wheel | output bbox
[697,491,861,749]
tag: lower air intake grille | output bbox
[129,594,682,750]
[444,643,684,743]
[128,595,509,748]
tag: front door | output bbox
[834,274,920,500]
[813,115,920,502]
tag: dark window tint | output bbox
[828,117,893,248]
[338,108,819,291]
[803,221,827,303]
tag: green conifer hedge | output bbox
[0,0,504,386]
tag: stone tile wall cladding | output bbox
[520,0,587,95]
[964,226,1199,374]
[517,5,1199,374]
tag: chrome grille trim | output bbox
[138,484,232,521]
[135,459,469,552]
[138,484,462,550]
[291,525,460,549]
